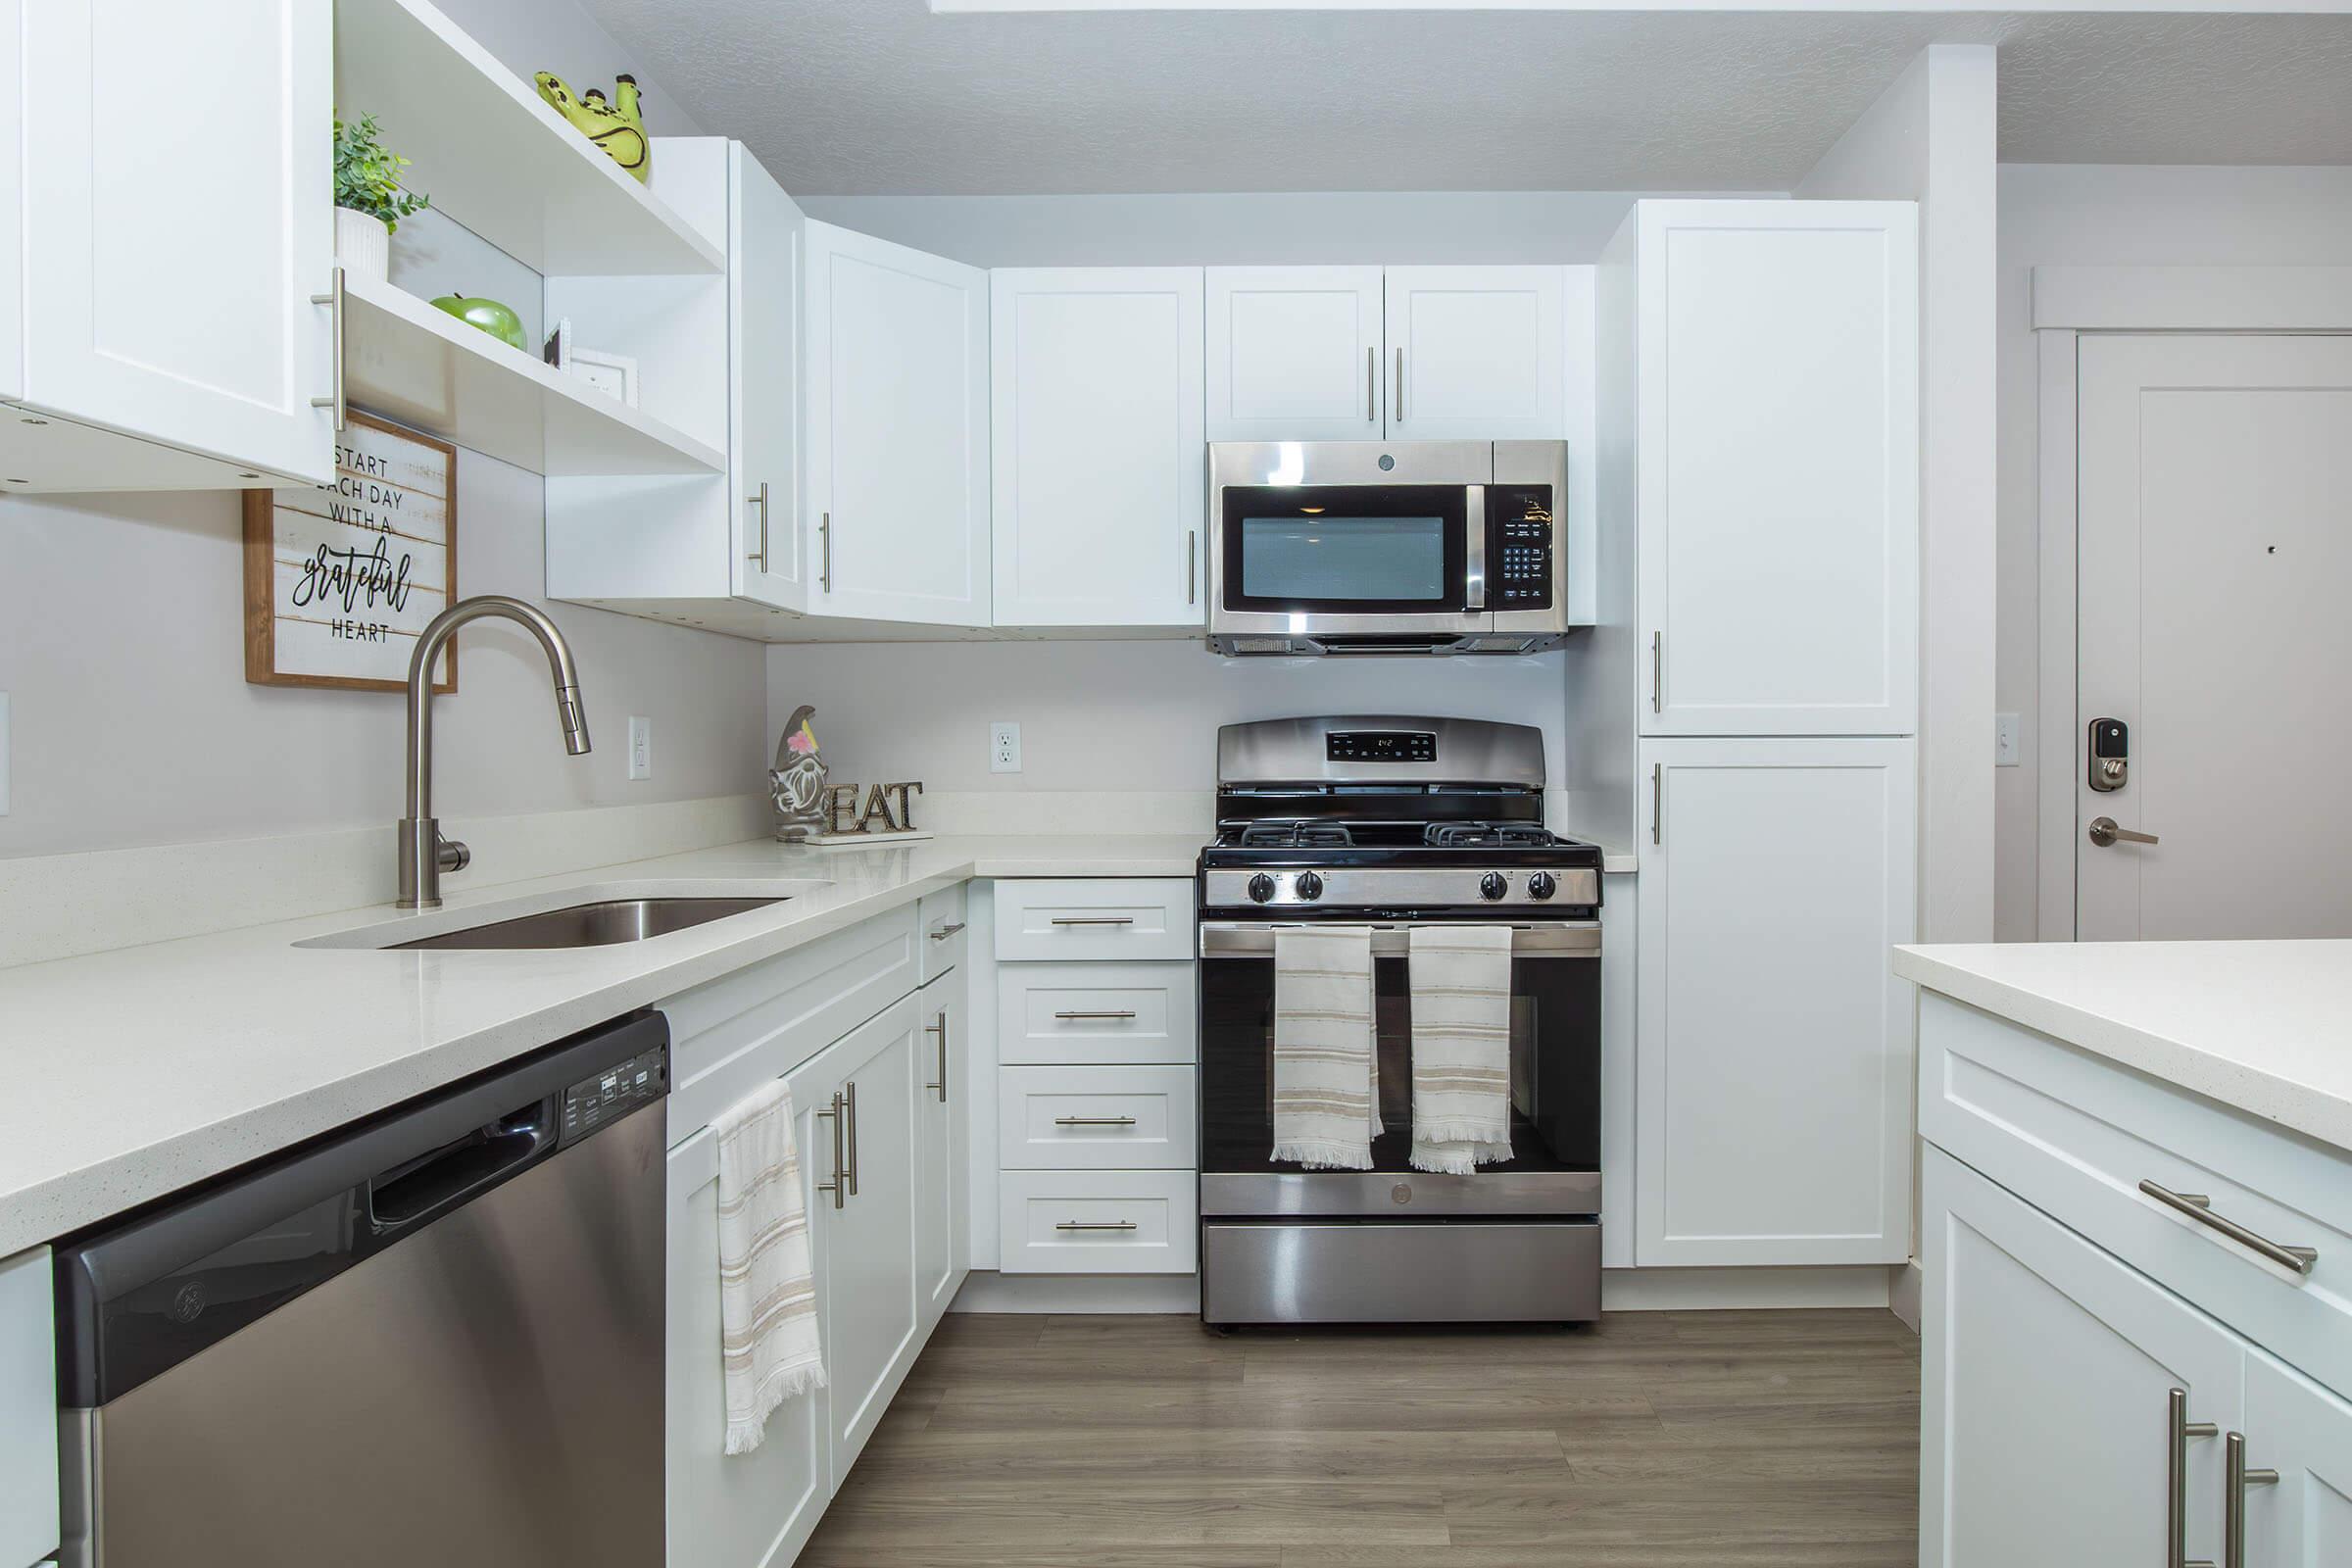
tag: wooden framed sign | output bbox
[243,411,457,693]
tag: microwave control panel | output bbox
[1491,487,1555,610]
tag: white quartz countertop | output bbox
[0,834,1203,1255]
[1894,940,2352,1155]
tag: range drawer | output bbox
[1202,1221,1600,1325]
[998,961,1198,1065]
[1920,991,2352,1396]
[993,878,1194,962]
[998,1065,1198,1170]
[999,1171,1199,1274]
[917,883,968,983]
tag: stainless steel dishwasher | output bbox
[53,1011,668,1568]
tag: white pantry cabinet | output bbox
[1205,266,1387,442]
[805,221,991,627]
[1384,266,1566,441]
[1,1247,57,1568]
[0,0,335,490]
[991,269,1206,628]
[1635,736,1916,1267]
[1605,200,1918,736]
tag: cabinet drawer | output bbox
[1920,992,2352,1396]
[917,883,968,984]
[999,1171,1198,1274]
[999,1065,1198,1170]
[993,878,1194,962]
[998,961,1197,1065]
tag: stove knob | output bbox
[1247,873,1276,904]
[1479,871,1508,902]
[1527,871,1557,901]
[1295,871,1325,902]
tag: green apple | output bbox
[429,292,528,352]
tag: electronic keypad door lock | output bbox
[2088,717,2130,792]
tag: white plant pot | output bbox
[334,207,390,283]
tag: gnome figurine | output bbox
[771,706,828,842]
[533,71,651,183]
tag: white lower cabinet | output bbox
[2,1247,57,1568]
[999,1170,1199,1275]
[2243,1353,2352,1567]
[913,966,969,1333]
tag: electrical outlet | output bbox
[1994,711,2021,768]
[990,720,1021,774]
[628,716,653,781]
[0,691,11,815]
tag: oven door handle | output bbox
[1198,922,1599,959]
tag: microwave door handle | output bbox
[1464,485,1487,612]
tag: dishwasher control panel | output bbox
[561,1044,667,1145]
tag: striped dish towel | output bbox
[1408,925,1515,1175]
[715,1076,826,1455]
[1272,925,1381,1169]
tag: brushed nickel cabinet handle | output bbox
[1055,1220,1139,1233]
[815,1092,846,1210]
[928,921,966,942]
[924,1011,949,1102]
[2224,1432,2278,1568]
[1366,345,1377,421]
[1051,916,1134,927]
[2170,1389,2220,1568]
[1394,346,1404,423]
[1650,630,1662,713]
[1187,529,1198,606]
[844,1079,858,1198]
[309,266,346,432]
[2140,1181,2318,1275]
[1054,1115,1138,1127]
[1650,762,1663,847]
[819,511,833,593]
[1054,1009,1137,1021]
[746,480,770,571]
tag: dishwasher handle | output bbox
[367,1096,560,1235]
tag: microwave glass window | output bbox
[1239,514,1447,603]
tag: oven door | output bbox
[1197,921,1600,1218]
[1208,441,1493,639]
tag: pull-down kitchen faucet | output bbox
[398,595,591,909]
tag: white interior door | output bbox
[1384,265,1565,441]
[1204,266,1386,442]
[2077,334,2352,940]
[730,145,805,612]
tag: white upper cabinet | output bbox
[1610,200,1919,736]
[1636,735,1916,1267]
[992,268,1206,629]
[4,0,334,489]
[1205,266,1386,442]
[731,147,806,612]
[1384,266,1566,441]
[805,221,991,627]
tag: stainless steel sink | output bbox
[388,896,789,951]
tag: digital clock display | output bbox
[1326,731,1437,763]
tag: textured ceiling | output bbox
[573,2,2352,194]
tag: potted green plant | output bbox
[332,113,429,282]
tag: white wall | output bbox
[1993,164,2352,940]
[1796,44,1998,948]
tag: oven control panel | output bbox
[1491,486,1555,610]
[1204,866,1600,911]
[1326,730,1437,763]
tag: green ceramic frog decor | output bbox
[533,71,650,184]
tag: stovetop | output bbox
[1215,819,1572,852]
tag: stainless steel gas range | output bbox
[1195,715,1603,1327]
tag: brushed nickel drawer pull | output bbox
[928,921,966,942]
[2140,1181,2319,1275]
[1055,1220,1139,1232]
[1054,1115,1139,1128]
[2224,1433,2278,1568]
[1054,1009,1138,1021]
[2169,1389,2220,1568]
[1051,916,1135,927]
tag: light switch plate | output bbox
[990,720,1021,774]
[627,716,652,781]
[0,691,10,814]
[1994,711,2020,768]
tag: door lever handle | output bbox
[2088,816,2159,848]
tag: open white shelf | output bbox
[334,0,723,277]
[342,271,726,477]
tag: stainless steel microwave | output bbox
[1205,441,1570,656]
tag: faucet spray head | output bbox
[557,685,592,756]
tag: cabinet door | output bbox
[21,0,334,485]
[1922,1149,2244,1568]
[820,996,922,1486]
[804,221,990,626]
[912,968,968,1333]
[730,146,806,612]
[1204,266,1386,442]
[992,268,1205,627]
[1384,266,1565,441]
[1,1248,56,1568]
[665,1049,835,1568]
[1632,200,1917,735]
[1636,736,1915,1266]
[2242,1354,2352,1568]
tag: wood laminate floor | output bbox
[799,1307,1922,1567]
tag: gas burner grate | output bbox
[1422,821,1557,849]
[1235,820,1357,848]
